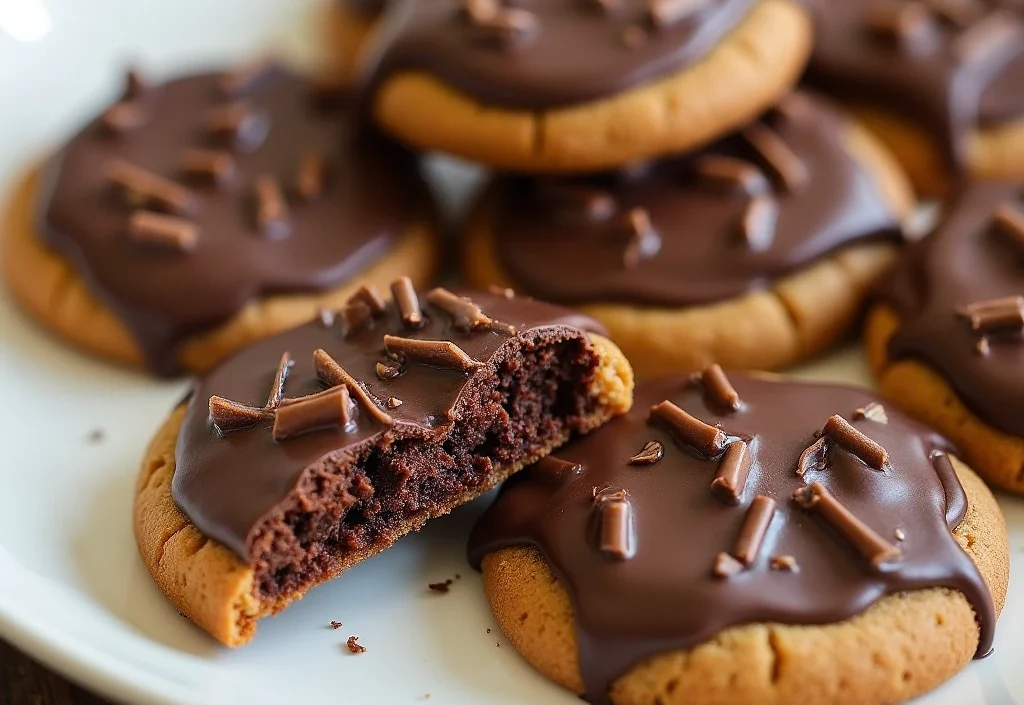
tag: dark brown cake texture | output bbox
[134,280,633,645]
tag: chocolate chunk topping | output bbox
[294,151,327,201]
[181,149,237,188]
[796,436,828,478]
[207,102,270,152]
[649,400,726,458]
[711,551,744,578]
[314,348,395,427]
[376,362,401,380]
[107,159,198,217]
[391,276,425,328]
[386,396,403,409]
[209,396,269,434]
[741,124,808,194]
[383,335,483,373]
[627,440,664,465]
[127,211,199,253]
[265,352,294,409]
[272,386,351,441]
[425,287,514,333]
[533,456,583,485]
[595,491,635,560]
[348,285,388,316]
[710,440,752,504]
[732,495,776,566]
[822,414,890,470]
[958,296,1024,336]
[769,554,799,572]
[691,155,770,197]
[253,175,290,239]
[693,364,742,411]
[342,302,374,335]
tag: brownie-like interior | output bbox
[247,331,602,602]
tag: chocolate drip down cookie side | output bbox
[866,180,1024,493]
[469,371,1009,705]
[2,62,440,376]
[133,283,633,646]
[361,0,812,172]
[463,92,913,378]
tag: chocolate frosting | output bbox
[804,0,1024,171]
[39,67,426,375]
[173,288,605,561]
[879,180,1024,437]
[469,374,994,704]
[365,0,756,109]
[491,92,903,307]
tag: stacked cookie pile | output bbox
[2,1,1021,704]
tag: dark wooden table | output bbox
[1,639,110,705]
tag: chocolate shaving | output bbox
[101,101,148,134]
[622,208,661,269]
[712,551,744,578]
[648,0,712,28]
[628,440,664,465]
[823,414,889,470]
[209,396,269,434]
[865,2,935,46]
[694,364,742,411]
[532,456,582,485]
[295,151,327,201]
[649,400,727,458]
[107,159,198,216]
[272,386,351,441]
[741,124,808,193]
[426,288,514,333]
[181,148,236,188]
[207,102,270,152]
[348,284,387,316]
[346,635,366,653]
[596,494,635,560]
[853,402,889,424]
[219,57,279,96]
[993,202,1024,251]
[128,211,199,252]
[958,296,1024,335]
[796,436,829,477]
[376,362,401,380]
[265,352,293,409]
[769,555,799,572]
[253,175,290,239]
[733,495,777,566]
[711,441,752,504]
[313,348,394,426]
[739,195,777,252]
[342,301,374,335]
[953,10,1021,63]
[691,155,770,197]
[793,482,902,570]
[387,396,403,409]
[540,182,616,223]
[391,277,424,328]
[383,335,483,374]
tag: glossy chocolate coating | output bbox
[880,180,1024,437]
[469,375,994,704]
[173,289,604,561]
[39,68,426,375]
[805,0,1024,171]
[366,0,756,109]
[491,92,902,307]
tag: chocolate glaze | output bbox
[879,180,1024,437]
[40,68,427,375]
[173,288,605,561]
[491,92,903,307]
[365,0,756,109]
[805,0,1024,171]
[469,375,994,704]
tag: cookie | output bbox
[866,180,1024,493]
[462,92,913,379]
[363,0,811,172]
[2,63,439,376]
[805,0,1024,197]
[470,371,1009,705]
[134,283,633,646]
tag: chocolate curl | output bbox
[265,352,293,409]
[648,0,712,28]
[128,211,199,252]
[375,362,401,380]
[993,202,1024,252]
[796,436,828,477]
[219,57,279,96]
[342,301,374,335]
[313,348,394,426]
[953,11,1022,63]
[628,440,664,465]
[107,160,198,216]
[694,364,742,411]
[712,551,744,578]
[209,396,269,434]
[295,152,327,201]
[383,335,484,374]
[595,492,635,560]
[853,402,889,424]
[539,182,616,224]
[622,208,662,269]
[823,415,889,470]
[181,148,236,188]
[711,441,752,505]
[427,288,517,334]
[347,284,387,316]
[101,101,148,134]
[739,195,777,252]
[272,386,351,441]
[865,1,935,46]
[207,102,270,152]
[692,155,770,197]
[793,482,902,570]
[732,495,777,566]
[253,175,290,239]
[958,296,1024,335]
[391,277,425,328]
[741,124,809,194]
[649,400,727,458]
[532,456,582,486]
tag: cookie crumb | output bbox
[346,635,366,653]
[86,429,105,443]
[486,628,491,633]
[428,579,454,593]
[329,620,343,630]
[455,573,461,579]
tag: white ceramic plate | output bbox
[0,2,1021,703]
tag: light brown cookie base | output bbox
[2,169,440,375]
[846,104,1024,199]
[133,334,633,646]
[480,456,1008,705]
[372,0,811,172]
[462,118,913,380]
[865,304,1024,494]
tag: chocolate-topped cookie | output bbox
[463,92,912,378]
[2,62,440,375]
[469,371,1008,705]
[133,281,633,645]
[805,0,1024,196]
[866,180,1024,493]
[360,0,811,171]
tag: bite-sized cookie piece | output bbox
[805,0,1024,197]
[866,180,1024,493]
[363,0,811,172]
[134,283,633,646]
[2,62,439,376]
[463,93,912,378]
[470,371,1008,705]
